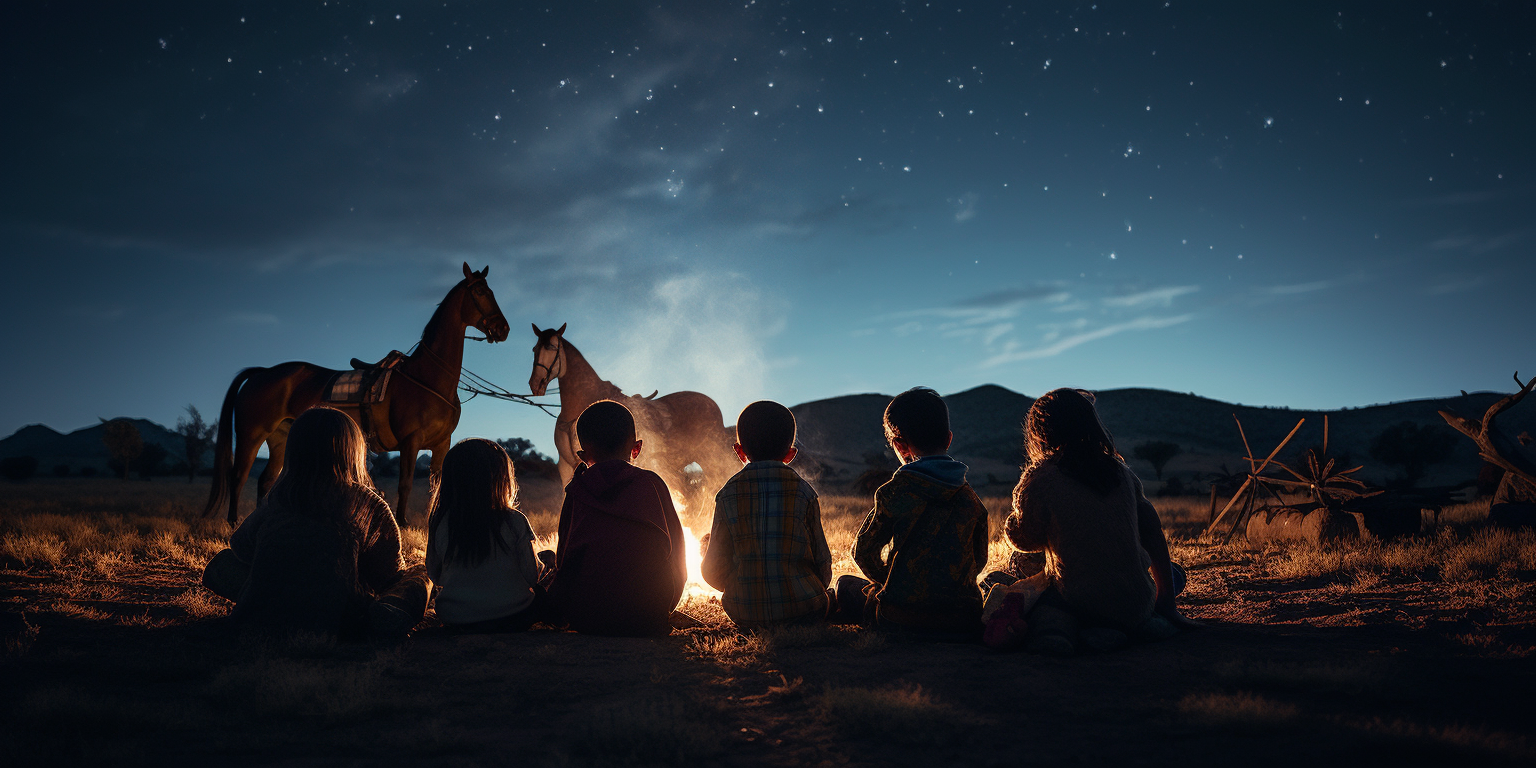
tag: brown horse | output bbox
[528,324,737,525]
[203,263,510,525]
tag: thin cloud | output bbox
[982,314,1194,367]
[1103,285,1199,308]
[955,284,1070,308]
[1426,231,1524,254]
[1264,279,1338,296]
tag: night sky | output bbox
[3,1,1532,456]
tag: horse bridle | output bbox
[532,334,564,391]
[462,275,507,342]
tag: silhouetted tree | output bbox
[1133,440,1181,480]
[1,456,39,482]
[1369,421,1457,487]
[174,405,218,483]
[101,418,143,480]
[496,437,553,464]
[496,437,560,481]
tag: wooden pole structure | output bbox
[1203,417,1306,540]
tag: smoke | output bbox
[607,272,784,422]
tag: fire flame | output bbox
[672,490,721,598]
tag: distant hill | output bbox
[790,385,1536,493]
[0,418,206,476]
[5,384,1531,489]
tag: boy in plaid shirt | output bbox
[701,401,834,628]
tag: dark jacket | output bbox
[227,486,405,637]
[852,457,988,632]
[547,460,687,636]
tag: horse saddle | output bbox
[325,350,404,406]
[350,350,408,371]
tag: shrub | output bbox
[1134,440,1181,480]
[1370,421,1456,487]
[1,456,39,482]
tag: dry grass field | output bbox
[3,476,1536,766]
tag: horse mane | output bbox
[557,336,625,401]
[419,278,468,345]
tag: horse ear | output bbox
[480,265,490,277]
[531,323,541,335]
[557,323,567,335]
[462,262,473,279]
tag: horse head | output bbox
[459,262,510,343]
[529,323,567,396]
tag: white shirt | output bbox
[428,513,539,624]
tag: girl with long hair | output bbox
[1004,388,1193,655]
[201,407,429,638]
[426,438,546,632]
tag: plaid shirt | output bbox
[702,461,833,627]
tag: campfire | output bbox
[671,489,721,598]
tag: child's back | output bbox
[549,459,687,636]
[704,461,832,627]
[1008,458,1154,629]
[854,456,988,631]
[428,513,539,624]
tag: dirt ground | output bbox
[3,478,1534,766]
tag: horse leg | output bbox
[228,424,266,525]
[395,445,419,526]
[426,440,448,513]
[554,420,579,487]
[256,428,289,502]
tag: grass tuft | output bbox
[817,682,981,744]
[1179,691,1300,731]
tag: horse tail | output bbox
[202,367,259,523]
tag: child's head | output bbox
[267,407,372,520]
[883,387,952,462]
[1024,388,1122,490]
[428,438,518,566]
[735,400,798,463]
[576,400,642,464]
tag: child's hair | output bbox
[576,400,636,457]
[427,438,518,567]
[736,400,796,461]
[264,407,375,530]
[1024,388,1122,492]
[884,387,950,455]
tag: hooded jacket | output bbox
[547,460,687,636]
[852,456,988,631]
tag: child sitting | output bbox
[844,387,989,638]
[201,407,429,639]
[544,400,688,637]
[426,438,547,632]
[701,401,833,629]
[1006,388,1194,655]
